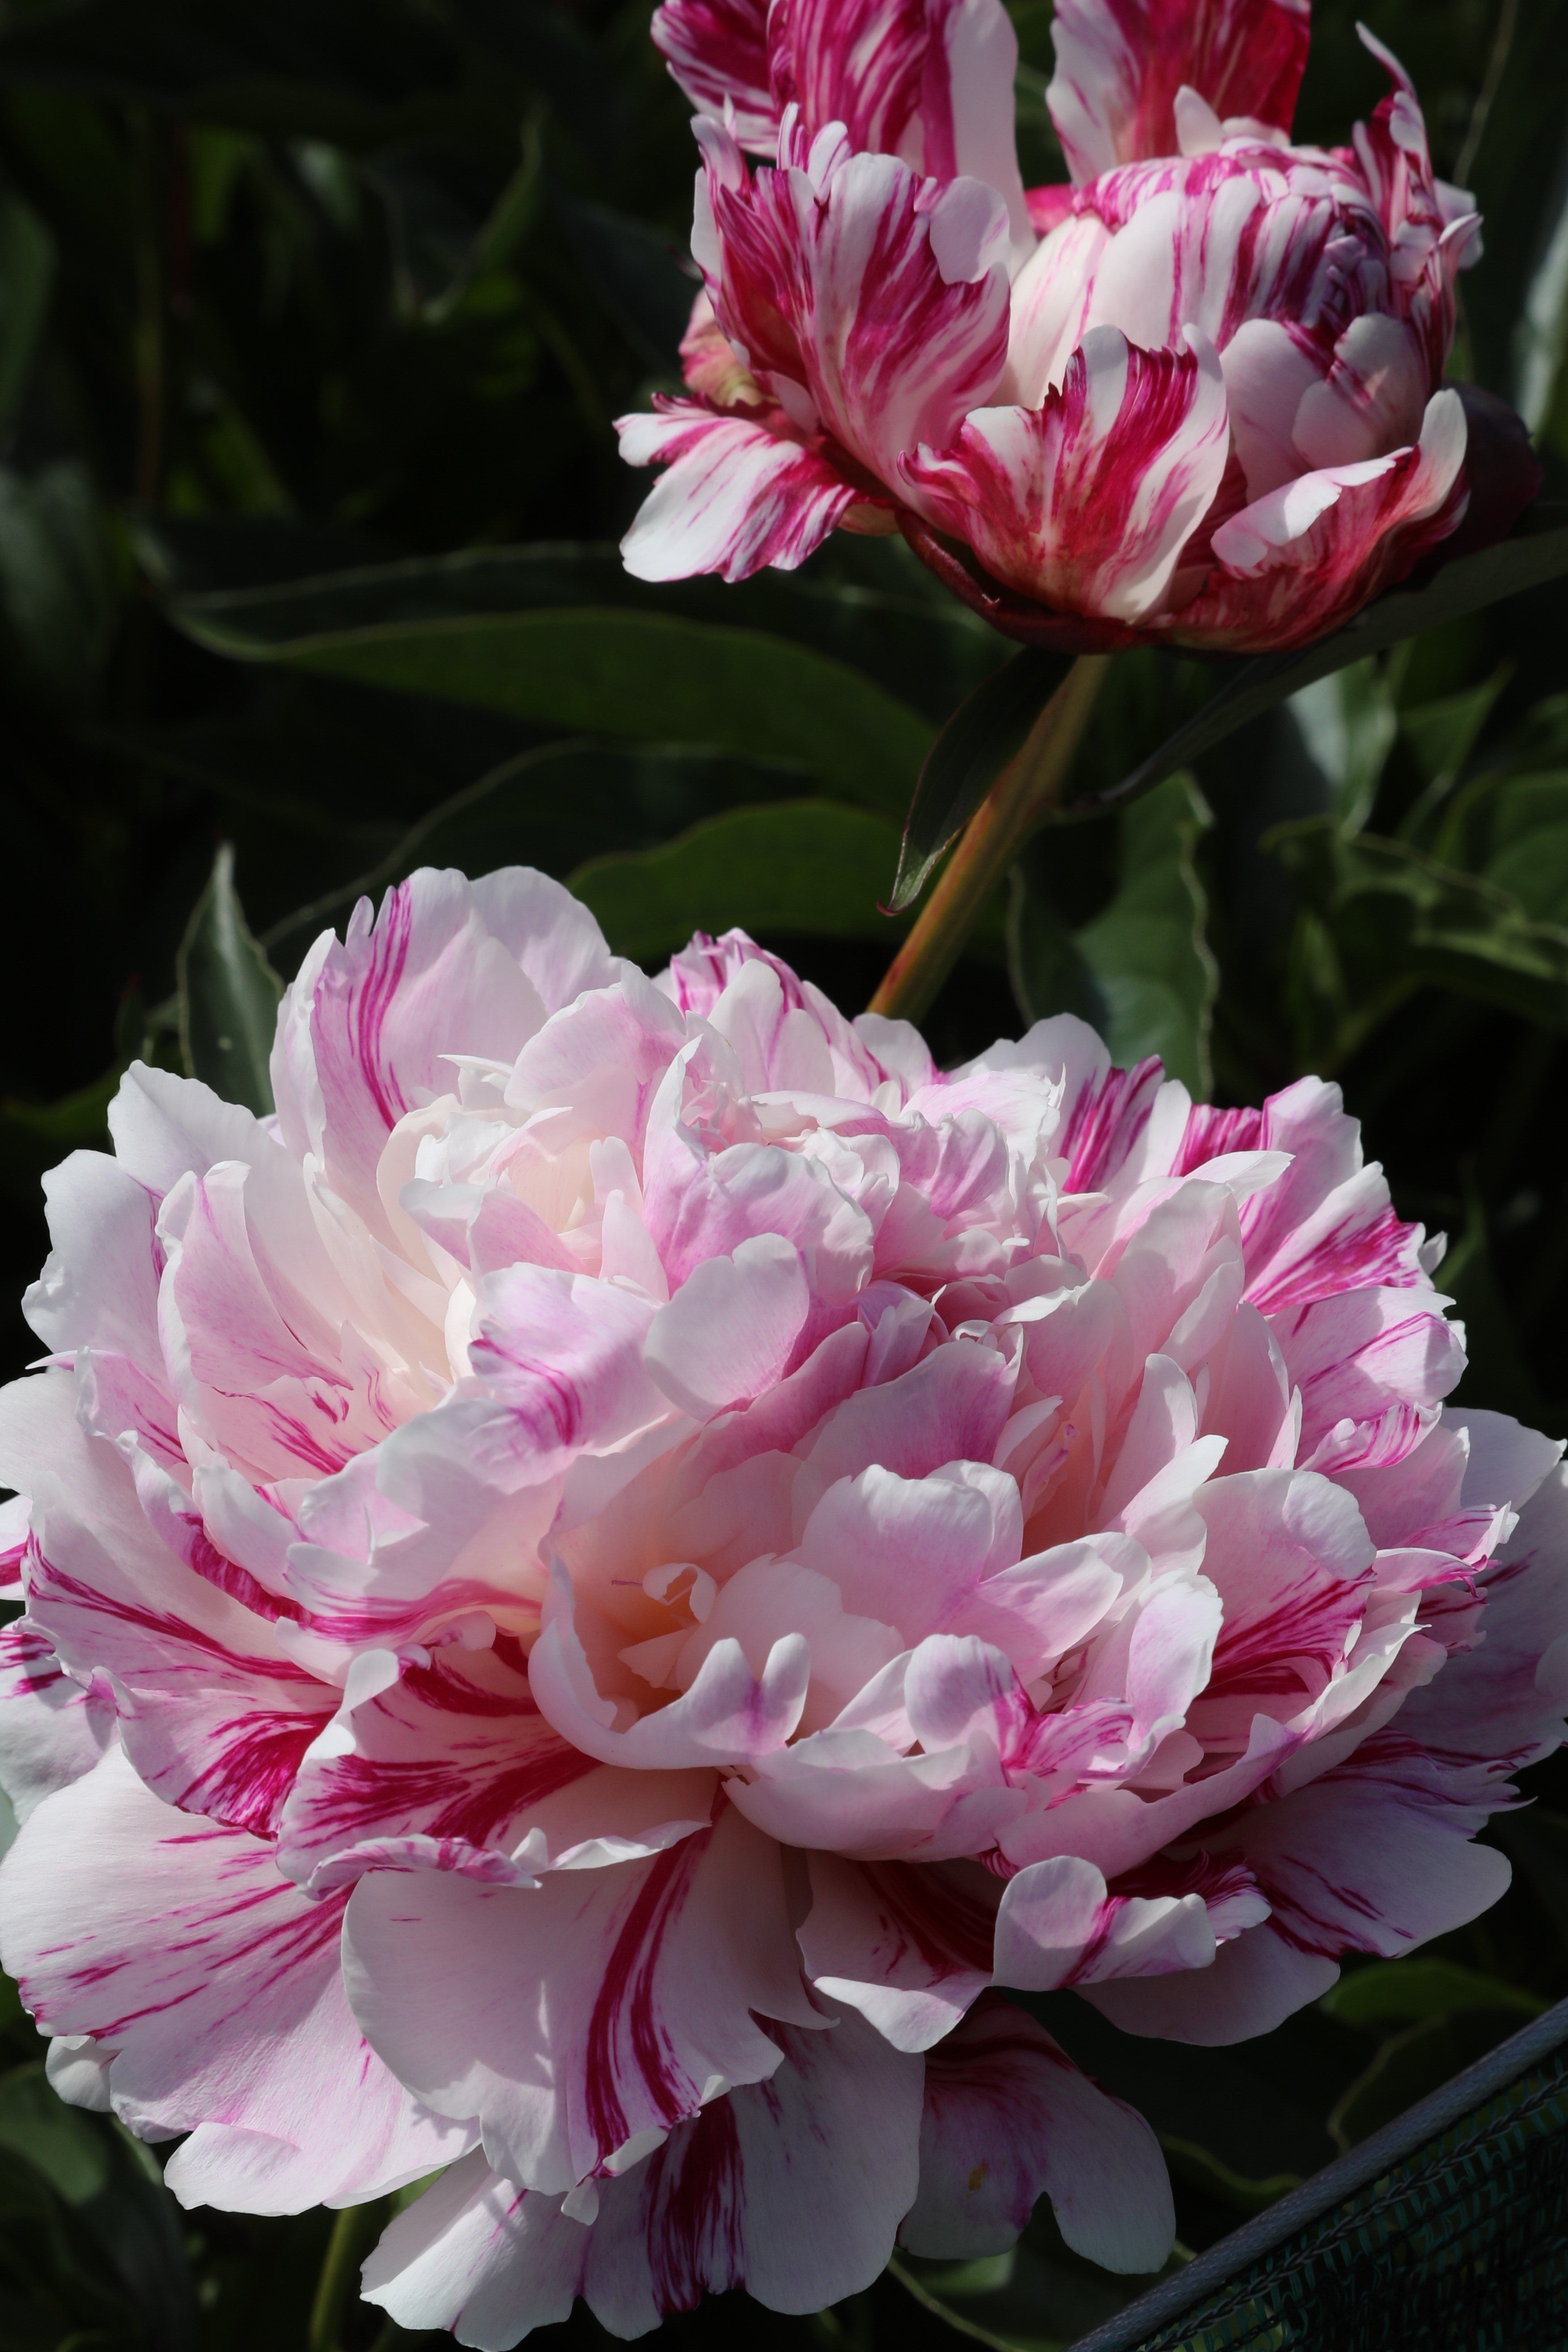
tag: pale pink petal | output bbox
[798,1852,997,2047]
[23,1150,163,1376]
[902,1996,1174,2271]
[272,871,552,1230]
[363,2014,923,2341]
[343,1801,822,2192]
[1083,1917,1339,2042]
[467,1264,673,1477]
[0,1618,114,1821]
[0,1748,471,2212]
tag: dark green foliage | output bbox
[4,0,1568,2344]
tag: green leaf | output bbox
[1287,656,1397,834]
[258,739,812,961]
[555,195,695,374]
[889,648,1072,912]
[168,600,934,818]
[0,184,54,428]
[0,461,116,711]
[0,2066,110,2207]
[1328,2012,1524,2150]
[1159,2138,1303,2216]
[157,536,1000,726]
[1011,774,1217,1094]
[1513,125,1568,435]
[568,800,907,965]
[1495,1808,1568,1940]
[1089,512,1568,823]
[1432,769,1568,924]
[0,0,459,140]
[1320,1957,1548,2026]
[1268,816,1568,1044]
[176,845,283,1116]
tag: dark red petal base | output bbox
[896,514,1144,655]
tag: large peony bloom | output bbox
[1,867,1565,2344]
[618,0,1539,651]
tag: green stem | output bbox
[309,2200,387,2352]
[868,653,1110,1025]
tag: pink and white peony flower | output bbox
[1,866,1565,2344]
[620,0,1539,651]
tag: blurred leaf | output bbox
[1321,1957,1548,2025]
[888,2255,1049,2352]
[260,738,813,959]
[420,122,542,325]
[0,0,459,140]
[1442,1174,1550,1423]
[0,462,116,711]
[1012,775,1217,1094]
[1512,120,1568,433]
[890,648,1072,913]
[1396,666,1513,843]
[176,845,282,1115]
[570,799,910,964]
[1495,1808,1568,1939]
[1287,657,1398,834]
[0,183,53,427]
[1091,514,1568,824]
[1160,2138,1302,2216]
[169,598,934,816]
[156,536,1001,725]
[1026,1994,1340,2186]
[1269,816,1568,1046]
[1401,669,1512,792]
[556,194,695,374]
[0,1066,117,1176]
[1329,2011,1521,2149]
[1434,769,1568,922]
[0,2066,110,2206]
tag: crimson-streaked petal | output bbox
[0,1748,472,2212]
[903,325,1229,625]
[0,1617,114,1822]
[272,871,587,1235]
[901,1995,1174,2271]
[1398,1447,1568,1770]
[699,124,1011,497]
[617,402,858,585]
[1091,1733,1511,2046]
[780,0,1030,260]
[362,2015,923,2341]
[652,0,775,150]
[0,1371,336,1837]
[1047,0,1311,182]
[343,1802,822,2192]
[798,1853,998,2046]
[1181,388,1468,652]
[993,1850,1253,1989]
[278,1643,714,1891]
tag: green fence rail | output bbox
[1068,1999,1568,2352]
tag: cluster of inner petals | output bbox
[0,867,1564,2346]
